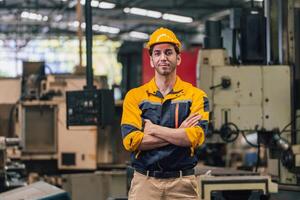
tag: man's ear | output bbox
[177,54,181,66]
[150,57,154,68]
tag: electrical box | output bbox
[66,89,114,127]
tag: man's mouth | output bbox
[159,64,169,67]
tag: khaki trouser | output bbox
[128,171,199,200]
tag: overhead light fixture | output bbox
[80,0,115,9]
[250,10,259,14]
[123,7,192,23]
[92,24,120,34]
[129,31,149,40]
[123,7,162,19]
[54,14,63,22]
[91,0,99,7]
[81,22,86,29]
[69,21,80,27]
[100,25,120,34]
[99,1,115,9]
[69,21,119,34]
[21,11,48,22]
[42,16,48,21]
[162,13,193,23]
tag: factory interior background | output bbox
[0,0,300,199]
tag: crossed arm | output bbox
[138,113,202,150]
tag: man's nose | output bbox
[159,53,167,60]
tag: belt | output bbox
[135,168,195,179]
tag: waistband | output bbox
[135,168,195,179]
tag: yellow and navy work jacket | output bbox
[121,76,209,171]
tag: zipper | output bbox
[175,103,179,128]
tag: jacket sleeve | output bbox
[184,90,209,149]
[121,89,144,152]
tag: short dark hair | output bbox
[148,43,180,56]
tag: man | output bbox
[121,27,209,200]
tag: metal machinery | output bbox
[0,137,25,192]
[1,1,126,199]
[14,74,119,170]
[197,48,300,199]
[0,74,127,200]
[0,181,70,200]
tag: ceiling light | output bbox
[92,24,101,31]
[55,15,63,22]
[123,7,130,13]
[21,11,29,18]
[21,11,48,22]
[146,10,162,18]
[70,21,79,27]
[104,26,120,34]
[250,10,259,14]
[42,16,48,21]
[124,7,162,19]
[93,24,120,34]
[162,13,193,23]
[99,1,116,9]
[91,0,99,7]
[129,7,146,16]
[129,31,149,40]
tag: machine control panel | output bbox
[66,89,114,127]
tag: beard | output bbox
[154,63,177,76]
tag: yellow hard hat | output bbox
[147,27,181,50]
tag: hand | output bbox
[179,113,202,128]
[144,119,158,136]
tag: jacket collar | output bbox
[146,76,184,96]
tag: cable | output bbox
[280,115,300,135]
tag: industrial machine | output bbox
[13,74,120,171]
[197,48,300,198]
[0,137,26,192]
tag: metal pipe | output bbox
[264,0,271,64]
[278,0,283,64]
[84,0,95,89]
[77,0,83,68]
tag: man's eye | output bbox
[165,51,173,56]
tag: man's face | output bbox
[150,43,181,76]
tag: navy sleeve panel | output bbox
[121,124,140,138]
[198,120,209,135]
[203,96,209,112]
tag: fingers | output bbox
[185,114,201,127]
[144,119,152,124]
[184,113,198,121]
[179,113,202,128]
